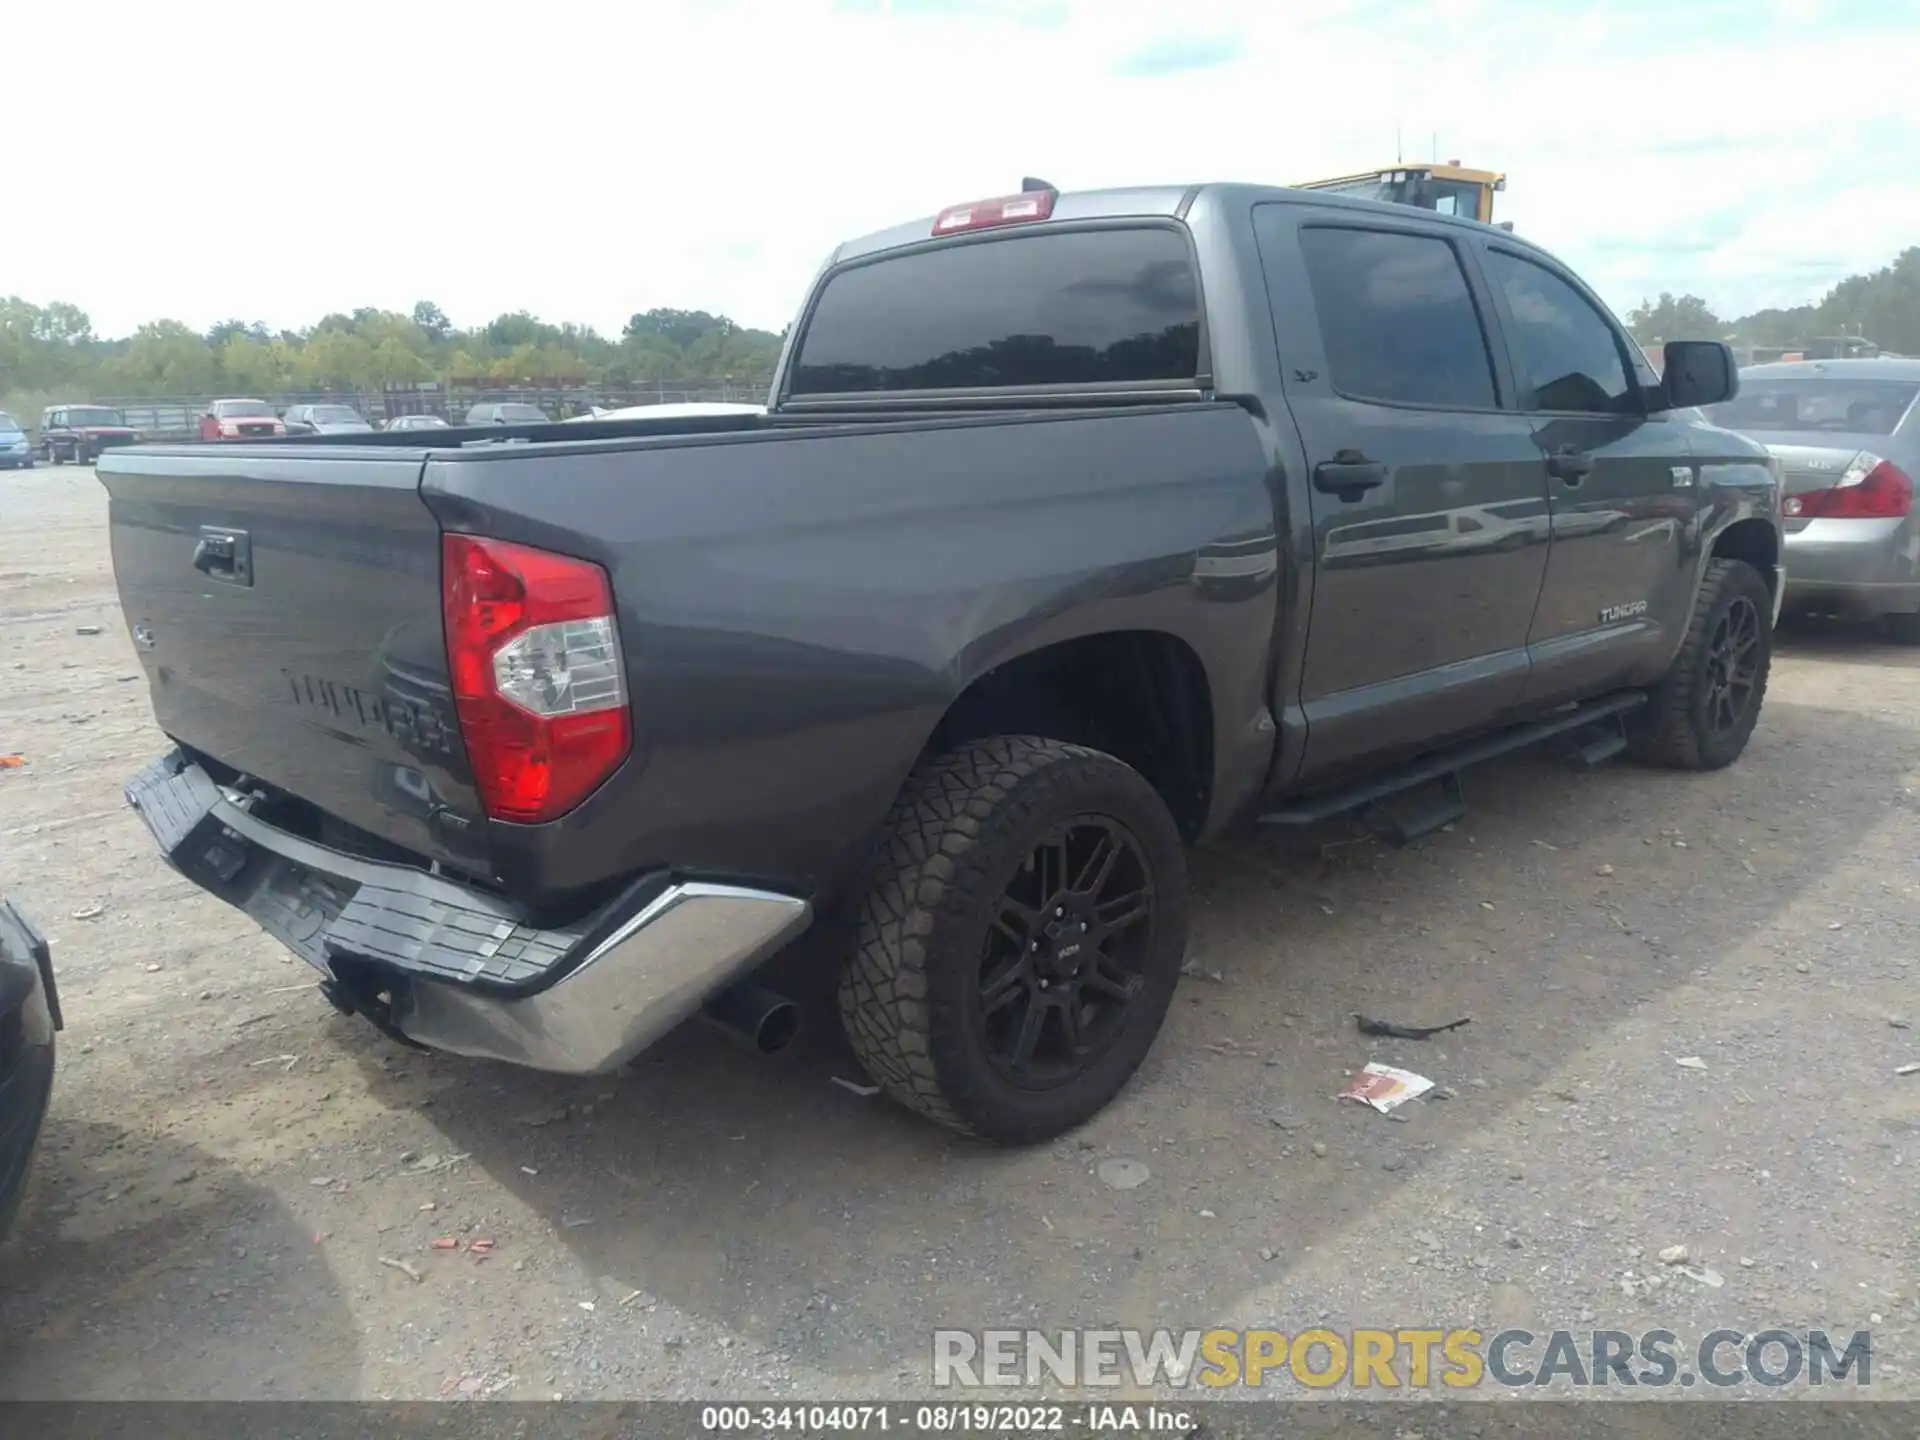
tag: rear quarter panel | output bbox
[422,407,1279,901]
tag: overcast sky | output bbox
[12,0,1917,339]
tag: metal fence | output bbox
[86,379,773,441]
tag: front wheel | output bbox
[839,736,1188,1143]
[1628,558,1773,770]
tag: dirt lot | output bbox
[2,462,1918,1403]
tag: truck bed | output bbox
[100,400,1276,911]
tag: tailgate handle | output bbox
[193,526,253,586]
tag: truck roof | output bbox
[829,182,1499,265]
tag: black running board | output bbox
[1258,690,1648,843]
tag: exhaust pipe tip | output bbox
[702,982,802,1055]
[748,998,801,1054]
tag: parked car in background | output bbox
[385,414,451,433]
[40,405,140,465]
[0,896,59,1240]
[563,402,766,423]
[283,403,374,436]
[1708,358,1920,640]
[464,401,552,425]
[198,399,287,441]
[0,412,33,469]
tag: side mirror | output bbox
[1661,340,1737,410]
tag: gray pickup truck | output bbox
[101,181,1782,1143]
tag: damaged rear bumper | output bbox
[125,751,810,1075]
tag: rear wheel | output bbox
[1882,611,1920,645]
[1628,558,1772,770]
[839,735,1187,1143]
[46,443,63,466]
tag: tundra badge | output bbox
[1599,599,1648,624]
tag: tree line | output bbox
[0,299,785,400]
[1628,246,1920,352]
[6,242,1916,405]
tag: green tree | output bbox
[36,302,94,347]
[371,337,430,387]
[299,329,379,389]
[102,320,218,393]
[1627,293,1724,344]
[411,300,452,340]
[625,308,728,349]
[483,311,564,350]
[206,318,271,349]
[219,334,295,393]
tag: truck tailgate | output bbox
[99,446,492,877]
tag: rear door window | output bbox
[790,226,1202,395]
[1295,226,1498,409]
[1484,249,1637,415]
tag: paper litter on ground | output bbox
[1337,1062,1435,1113]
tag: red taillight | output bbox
[931,189,1056,235]
[442,534,631,824]
[1786,454,1914,520]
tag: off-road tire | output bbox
[46,444,63,466]
[838,735,1187,1144]
[1628,558,1772,770]
[1882,611,1920,645]
[0,1042,51,1246]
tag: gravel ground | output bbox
[2,462,1917,1404]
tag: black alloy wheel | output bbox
[975,817,1154,1088]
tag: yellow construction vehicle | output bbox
[1296,161,1507,227]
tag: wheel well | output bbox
[1711,518,1780,599]
[928,631,1214,839]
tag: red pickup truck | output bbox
[198,399,287,441]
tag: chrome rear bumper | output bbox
[392,882,809,1073]
[126,750,811,1076]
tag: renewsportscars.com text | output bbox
[933,1327,1872,1390]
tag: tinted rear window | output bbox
[1296,226,1497,409]
[1709,377,1920,436]
[790,227,1201,395]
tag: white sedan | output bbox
[564,402,765,422]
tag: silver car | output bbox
[385,413,451,433]
[282,403,375,436]
[1708,359,1920,640]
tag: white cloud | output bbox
[9,0,1916,337]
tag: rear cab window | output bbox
[787,226,1203,398]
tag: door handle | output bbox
[1547,448,1594,484]
[1313,452,1389,501]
